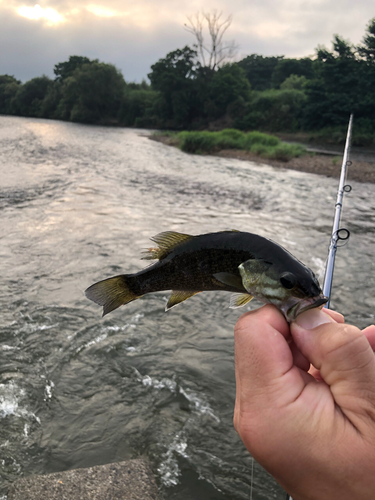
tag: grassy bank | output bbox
[154,129,307,162]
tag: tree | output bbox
[358,18,375,62]
[237,55,284,90]
[184,10,237,69]
[148,46,201,126]
[39,82,62,118]
[280,74,308,91]
[205,64,251,119]
[0,75,21,114]
[11,76,53,117]
[303,34,372,129]
[56,62,126,123]
[236,89,307,131]
[118,89,159,127]
[54,55,96,81]
[271,58,314,88]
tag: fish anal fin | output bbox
[229,293,254,309]
[150,231,193,259]
[213,272,243,290]
[238,259,271,290]
[166,290,200,311]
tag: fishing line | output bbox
[249,455,254,500]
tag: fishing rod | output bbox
[322,113,353,306]
[285,113,354,500]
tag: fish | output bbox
[85,230,328,322]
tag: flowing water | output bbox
[1,115,374,499]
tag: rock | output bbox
[7,458,160,500]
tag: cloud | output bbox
[0,0,374,82]
[0,6,191,82]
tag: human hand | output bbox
[233,305,375,500]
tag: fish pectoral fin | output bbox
[146,231,194,260]
[229,293,254,309]
[238,259,271,290]
[213,272,243,289]
[165,290,200,311]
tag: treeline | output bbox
[1,18,375,143]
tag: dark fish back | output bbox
[132,232,259,295]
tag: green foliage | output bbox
[358,17,375,62]
[175,129,305,160]
[148,46,200,126]
[280,74,308,90]
[237,55,283,90]
[303,34,375,130]
[127,79,151,90]
[205,64,251,119]
[271,58,314,88]
[0,75,21,114]
[56,62,126,123]
[118,89,159,127]
[236,89,307,132]
[264,143,305,161]
[11,76,53,117]
[54,55,95,81]
[219,128,245,140]
[178,131,218,153]
[243,131,280,147]
[39,82,62,118]
[2,16,375,142]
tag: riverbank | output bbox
[150,134,375,184]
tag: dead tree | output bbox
[184,10,237,69]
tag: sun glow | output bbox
[17,4,64,25]
[86,5,117,18]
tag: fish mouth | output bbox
[287,294,329,322]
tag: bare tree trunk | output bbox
[185,10,237,69]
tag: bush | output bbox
[118,89,159,127]
[174,129,306,160]
[236,89,307,132]
[178,131,218,153]
[266,143,305,161]
[11,76,53,117]
[243,131,280,147]
[219,128,246,140]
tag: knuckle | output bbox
[320,324,363,359]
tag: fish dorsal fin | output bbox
[213,272,243,290]
[229,293,254,309]
[165,290,200,311]
[142,231,193,260]
[238,259,271,291]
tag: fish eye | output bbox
[280,272,296,290]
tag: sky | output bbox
[0,0,374,83]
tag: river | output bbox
[1,116,374,499]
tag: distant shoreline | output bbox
[150,134,375,184]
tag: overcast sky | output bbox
[1,0,374,83]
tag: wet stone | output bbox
[7,459,160,500]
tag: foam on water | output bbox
[0,381,40,424]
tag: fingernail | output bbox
[295,309,333,330]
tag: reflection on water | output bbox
[1,116,374,499]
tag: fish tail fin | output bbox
[85,275,141,316]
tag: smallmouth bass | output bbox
[85,230,327,322]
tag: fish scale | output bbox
[85,230,327,321]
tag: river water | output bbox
[1,116,374,499]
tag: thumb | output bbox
[291,309,375,433]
